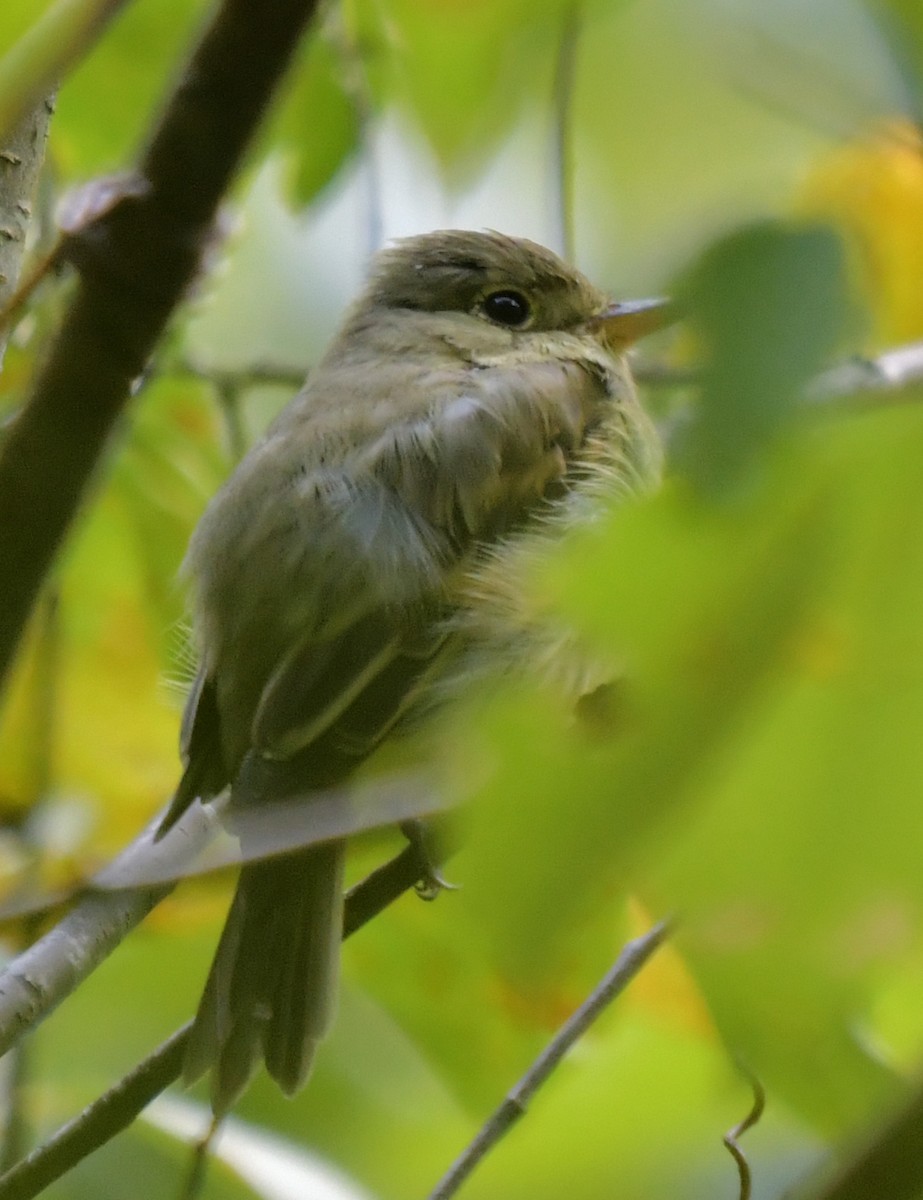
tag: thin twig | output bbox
[723,1067,765,1200]
[171,356,308,394]
[807,341,923,404]
[0,840,440,1200]
[0,773,445,923]
[0,1024,190,1200]
[550,2,581,263]
[169,355,308,462]
[167,338,923,425]
[0,778,446,1044]
[0,889,171,1055]
[426,918,672,1200]
[631,359,701,388]
[636,340,923,402]
[213,380,249,463]
[0,245,61,345]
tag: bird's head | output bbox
[339,229,673,358]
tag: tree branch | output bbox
[426,918,671,1200]
[0,0,321,692]
[0,842,434,1200]
[635,339,923,405]
[0,774,447,1060]
[0,98,53,367]
[0,805,219,1061]
[806,341,923,404]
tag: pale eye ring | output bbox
[482,289,531,327]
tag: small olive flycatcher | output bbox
[160,229,670,1111]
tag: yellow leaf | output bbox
[625,898,718,1042]
[797,119,923,344]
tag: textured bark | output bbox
[0,97,52,366]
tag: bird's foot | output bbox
[401,818,458,901]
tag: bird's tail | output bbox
[184,840,346,1111]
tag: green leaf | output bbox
[872,0,923,104]
[371,0,576,179]
[674,220,854,493]
[647,401,923,1132]
[52,0,210,176]
[270,24,361,208]
[455,449,834,984]
[445,389,923,1136]
[0,0,130,144]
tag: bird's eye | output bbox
[482,290,531,327]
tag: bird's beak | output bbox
[587,297,676,349]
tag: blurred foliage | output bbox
[1,0,923,1198]
[874,0,923,95]
[364,0,576,179]
[674,221,853,491]
[798,119,923,345]
[271,17,362,207]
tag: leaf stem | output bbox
[426,918,671,1200]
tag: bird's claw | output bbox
[402,818,458,901]
[414,866,459,901]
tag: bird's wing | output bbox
[158,670,227,834]
[362,357,606,547]
[167,356,609,823]
[247,358,608,765]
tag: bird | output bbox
[159,228,669,1112]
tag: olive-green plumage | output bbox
[164,229,666,1111]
